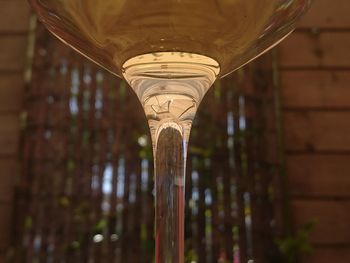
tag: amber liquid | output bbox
[31,0,307,77]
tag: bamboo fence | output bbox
[12,25,285,263]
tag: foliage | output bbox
[94,218,108,234]
[274,219,317,263]
[185,249,198,263]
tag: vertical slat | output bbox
[221,80,234,261]
[107,76,120,263]
[244,71,262,261]
[54,59,72,263]
[197,161,206,263]
[232,74,248,263]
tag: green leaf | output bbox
[94,218,108,233]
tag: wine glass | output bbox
[28,0,311,262]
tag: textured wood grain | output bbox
[0,0,30,33]
[292,200,350,245]
[301,247,350,263]
[0,35,27,72]
[0,203,13,250]
[0,114,20,156]
[0,160,17,202]
[0,73,24,112]
[299,0,350,29]
[279,32,350,68]
[281,70,350,108]
[281,2,350,262]
[284,111,350,152]
[287,154,350,197]
[0,1,29,260]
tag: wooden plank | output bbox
[284,111,350,152]
[287,154,350,197]
[292,200,350,245]
[0,35,27,72]
[0,0,30,33]
[281,70,350,108]
[0,203,13,250]
[0,74,24,112]
[301,247,350,263]
[279,32,350,68]
[0,159,17,202]
[299,0,350,29]
[0,114,20,156]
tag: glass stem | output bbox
[153,121,189,263]
[122,51,220,263]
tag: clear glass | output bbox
[29,0,311,78]
[28,0,311,262]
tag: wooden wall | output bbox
[279,0,350,262]
[0,0,30,261]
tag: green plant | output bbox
[275,219,317,263]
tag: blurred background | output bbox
[0,0,349,262]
